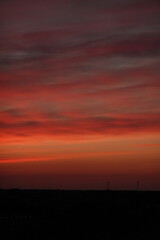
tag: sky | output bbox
[0,0,160,190]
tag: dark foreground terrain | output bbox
[0,189,160,240]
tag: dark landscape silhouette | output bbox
[0,189,160,240]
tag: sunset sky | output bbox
[0,0,160,190]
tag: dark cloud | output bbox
[0,113,159,138]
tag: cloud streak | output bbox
[0,111,160,141]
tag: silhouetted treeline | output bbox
[0,189,160,240]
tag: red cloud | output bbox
[0,113,160,142]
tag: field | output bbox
[0,189,160,239]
